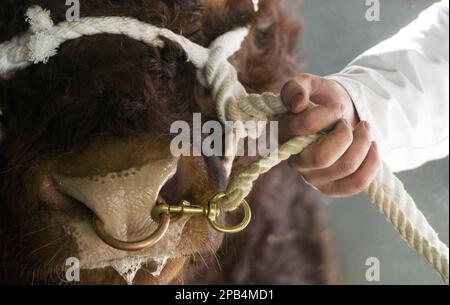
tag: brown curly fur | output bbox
[0,0,333,284]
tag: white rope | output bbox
[0,5,448,284]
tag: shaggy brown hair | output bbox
[0,0,333,284]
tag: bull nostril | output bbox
[158,174,180,204]
[38,176,90,212]
[52,157,178,238]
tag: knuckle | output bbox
[338,160,359,175]
[311,151,332,168]
[353,175,372,192]
[288,117,301,134]
[301,115,318,134]
[340,125,354,144]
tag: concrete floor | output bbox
[291,0,449,284]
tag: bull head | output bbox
[0,0,301,284]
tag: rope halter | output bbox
[0,6,448,284]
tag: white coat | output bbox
[328,0,449,172]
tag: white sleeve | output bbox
[327,0,449,173]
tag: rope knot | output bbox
[27,32,60,64]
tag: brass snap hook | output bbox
[151,192,251,234]
[92,212,170,252]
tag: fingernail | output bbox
[289,92,303,109]
[363,121,371,132]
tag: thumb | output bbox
[281,74,323,113]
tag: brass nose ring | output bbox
[92,212,170,251]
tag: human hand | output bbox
[279,74,381,197]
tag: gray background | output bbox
[290,0,449,284]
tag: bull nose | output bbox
[55,156,178,242]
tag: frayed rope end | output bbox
[25,5,54,32]
[25,6,59,64]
